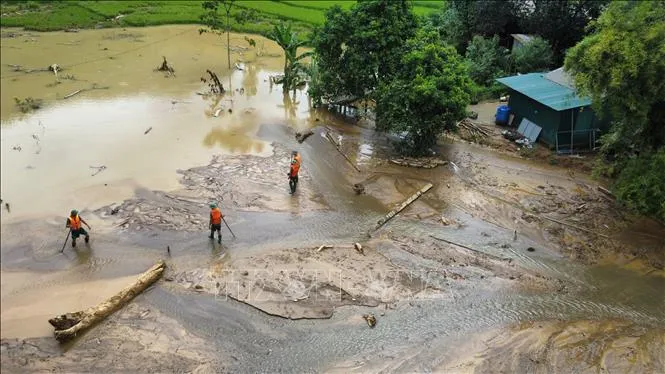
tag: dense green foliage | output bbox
[565,1,665,220]
[465,35,509,86]
[376,30,472,155]
[311,0,418,103]
[613,150,665,221]
[267,22,312,94]
[515,0,608,64]
[512,36,553,73]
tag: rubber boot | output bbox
[72,239,76,248]
[85,235,90,243]
[217,235,221,244]
[209,230,214,239]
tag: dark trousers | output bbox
[210,223,222,242]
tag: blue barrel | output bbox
[495,105,510,125]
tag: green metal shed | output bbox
[496,68,607,152]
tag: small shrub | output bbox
[14,97,43,113]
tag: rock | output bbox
[194,284,203,290]
[527,247,535,252]
[242,271,249,276]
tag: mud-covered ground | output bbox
[2,25,664,374]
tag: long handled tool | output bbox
[221,216,236,238]
[60,229,71,253]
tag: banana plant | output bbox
[268,22,313,94]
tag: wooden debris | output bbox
[362,314,376,328]
[540,215,610,239]
[63,90,82,99]
[440,216,452,226]
[354,243,364,255]
[89,165,107,176]
[372,183,433,233]
[390,157,448,169]
[295,130,314,143]
[430,235,511,262]
[457,119,491,140]
[597,186,615,199]
[325,131,361,172]
[48,261,166,342]
[144,127,152,135]
[316,245,333,252]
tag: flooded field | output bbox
[1,25,664,373]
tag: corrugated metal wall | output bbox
[508,90,560,145]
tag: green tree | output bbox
[428,0,520,53]
[267,22,312,94]
[312,0,418,104]
[512,36,553,73]
[565,0,665,219]
[200,1,256,69]
[376,31,473,155]
[613,149,665,221]
[465,35,509,86]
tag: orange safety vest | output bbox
[210,208,222,225]
[69,215,81,230]
[290,154,301,177]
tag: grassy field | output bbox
[0,0,444,34]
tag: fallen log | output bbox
[49,260,165,342]
[325,131,361,172]
[540,215,610,239]
[371,183,433,233]
[429,235,511,262]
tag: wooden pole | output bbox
[48,260,166,342]
[370,183,433,233]
[324,131,361,172]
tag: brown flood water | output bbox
[1,26,313,220]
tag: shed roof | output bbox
[511,34,535,44]
[496,73,591,111]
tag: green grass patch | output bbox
[412,0,446,9]
[0,1,443,33]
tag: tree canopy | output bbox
[465,35,509,86]
[565,0,665,220]
[512,36,553,73]
[311,0,418,103]
[376,30,472,155]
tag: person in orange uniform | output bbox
[288,150,301,194]
[65,209,91,247]
[209,202,223,243]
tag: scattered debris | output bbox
[390,157,448,169]
[467,110,479,120]
[372,183,433,233]
[430,235,512,262]
[11,145,22,151]
[527,247,535,252]
[5,203,10,213]
[458,119,491,139]
[59,83,110,100]
[48,261,166,342]
[295,130,314,143]
[440,216,452,226]
[213,108,223,117]
[144,127,152,135]
[597,186,615,199]
[90,165,107,176]
[110,206,120,215]
[353,183,365,195]
[362,314,376,328]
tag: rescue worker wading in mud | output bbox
[65,209,91,247]
[288,150,301,194]
[209,203,223,244]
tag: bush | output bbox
[613,148,665,221]
[512,36,553,73]
[465,35,509,87]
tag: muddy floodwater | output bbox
[1,25,664,373]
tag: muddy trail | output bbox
[2,26,664,373]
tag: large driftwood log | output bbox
[48,260,166,342]
[325,131,361,172]
[371,183,433,233]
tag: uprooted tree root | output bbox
[156,56,175,77]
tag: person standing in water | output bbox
[288,150,301,194]
[65,209,91,247]
[209,202,223,244]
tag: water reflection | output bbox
[203,127,265,154]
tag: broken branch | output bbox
[325,131,361,172]
[371,183,433,233]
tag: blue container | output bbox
[495,105,510,125]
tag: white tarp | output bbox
[517,118,542,143]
